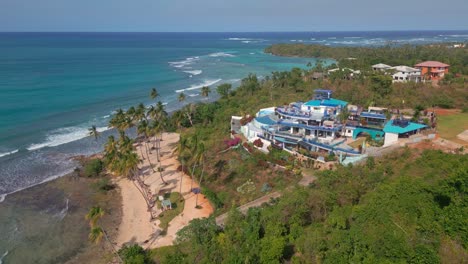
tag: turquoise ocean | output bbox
[0,31,467,263]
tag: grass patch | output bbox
[437,112,468,141]
[158,192,185,232]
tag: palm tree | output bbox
[174,135,189,200]
[126,106,136,125]
[138,120,156,172]
[88,226,104,244]
[155,101,168,144]
[194,142,206,208]
[88,125,100,140]
[188,133,200,191]
[157,166,167,185]
[178,92,186,105]
[242,73,260,95]
[85,206,105,226]
[109,108,129,133]
[85,207,123,262]
[135,103,147,123]
[104,135,119,173]
[182,103,195,127]
[150,88,159,101]
[201,86,211,99]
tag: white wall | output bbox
[384,132,399,147]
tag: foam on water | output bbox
[188,93,199,97]
[0,150,19,158]
[183,70,203,76]
[27,126,109,151]
[0,167,76,203]
[0,251,8,264]
[175,79,222,93]
[56,198,70,220]
[208,52,235,57]
[227,38,251,41]
[169,56,200,68]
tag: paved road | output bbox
[215,173,316,226]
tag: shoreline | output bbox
[0,166,123,263]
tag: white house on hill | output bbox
[390,66,421,83]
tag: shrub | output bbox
[118,244,152,264]
[253,138,264,148]
[83,159,103,177]
[93,178,115,192]
[202,187,224,209]
[224,137,241,147]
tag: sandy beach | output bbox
[115,132,213,248]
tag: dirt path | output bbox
[215,172,316,226]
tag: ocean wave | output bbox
[27,126,109,151]
[188,93,199,97]
[169,56,200,68]
[227,38,251,41]
[439,34,468,37]
[344,37,362,39]
[175,79,222,93]
[0,149,19,158]
[0,167,75,203]
[208,52,235,57]
[183,70,203,76]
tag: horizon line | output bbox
[1,29,468,34]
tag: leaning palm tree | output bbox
[157,166,167,185]
[194,142,206,208]
[88,125,100,140]
[201,86,211,99]
[88,226,104,244]
[85,207,123,262]
[174,136,189,200]
[85,206,105,226]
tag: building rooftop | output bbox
[372,63,392,69]
[390,65,420,72]
[383,120,427,134]
[304,98,348,108]
[414,61,450,68]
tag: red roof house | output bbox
[414,61,450,80]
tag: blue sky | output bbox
[1,0,467,32]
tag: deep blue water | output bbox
[1,31,468,199]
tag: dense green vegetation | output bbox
[265,43,468,75]
[149,149,467,263]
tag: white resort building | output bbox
[389,65,421,83]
